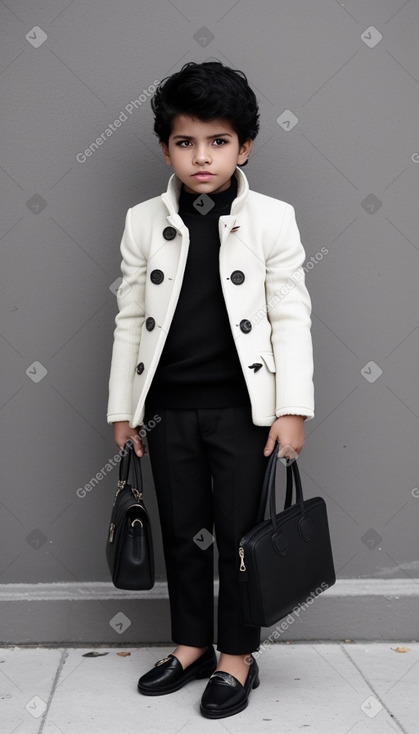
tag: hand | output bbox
[113,421,144,457]
[263,415,305,459]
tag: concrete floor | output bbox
[1,642,418,733]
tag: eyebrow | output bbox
[172,133,233,140]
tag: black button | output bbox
[240,319,252,334]
[145,317,155,331]
[231,270,245,285]
[163,226,177,240]
[150,269,164,284]
[136,362,144,375]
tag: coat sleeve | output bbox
[107,208,147,425]
[265,204,315,421]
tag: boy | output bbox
[107,61,314,719]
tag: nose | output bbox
[193,144,211,165]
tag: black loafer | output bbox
[137,646,217,696]
[200,654,260,718]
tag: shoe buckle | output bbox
[210,671,237,687]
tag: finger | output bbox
[115,435,125,451]
[125,434,143,457]
[132,437,144,457]
[124,431,141,456]
[116,435,140,455]
[263,433,277,455]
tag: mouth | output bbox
[193,172,215,180]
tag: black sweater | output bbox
[145,174,250,409]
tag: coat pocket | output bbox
[259,352,276,373]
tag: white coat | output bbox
[107,166,314,428]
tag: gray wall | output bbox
[1,0,419,642]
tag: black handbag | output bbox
[239,446,336,627]
[106,443,154,590]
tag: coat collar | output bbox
[160,166,249,220]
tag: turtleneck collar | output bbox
[178,174,238,214]
[161,166,249,228]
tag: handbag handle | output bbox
[256,443,304,527]
[118,442,143,495]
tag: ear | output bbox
[237,138,253,166]
[161,142,172,166]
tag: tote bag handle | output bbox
[256,443,304,525]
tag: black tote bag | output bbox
[239,446,336,627]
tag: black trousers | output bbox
[143,404,269,654]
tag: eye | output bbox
[213,138,227,146]
[175,140,192,147]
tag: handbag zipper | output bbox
[109,523,115,542]
[239,545,246,571]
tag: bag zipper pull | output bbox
[112,480,126,506]
[131,487,143,501]
[109,523,115,543]
[239,546,246,571]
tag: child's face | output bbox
[161,115,253,195]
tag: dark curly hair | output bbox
[150,61,259,166]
